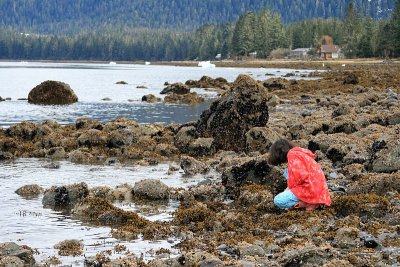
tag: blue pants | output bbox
[274,189,300,209]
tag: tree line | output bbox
[0,1,399,61]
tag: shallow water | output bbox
[0,158,207,265]
[0,62,316,127]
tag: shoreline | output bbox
[1,58,399,70]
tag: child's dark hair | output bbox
[268,139,295,165]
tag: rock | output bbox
[0,152,14,161]
[142,94,161,103]
[45,146,66,159]
[343,72,359,84]
[0,256,25,267]
[187,138,215,156]
[101,97,112,101]
[107,129,135,148]
[174,126,198,153]
[283,72,295,77]
[333,227,361,249]
[15,184,43,198]
[115,81,128,84]
[332,103,352,118]
[136,85,148,89]
[75,118,103,130]
[263,78,288,90]
[333,194,390,218]
[185,76,231,89]
[6,121,38,141]
[279,244,334,266]
[133,179,170,200]
[197,74,269,151]
[107,184,133,202]
[54,239,83,256]
[199,258,223,267]
[245,127,283,153]
[28,80,78,105]
[180,156,209,175]
[222,156,285,196]
[78,129,107,147]
[237,242,265,257]
[0,96,4,102]
[160,82,190,95]
[371,138,400,173]
[69,149,95,163]
[267,94,280,107]
[164,92,204,105]
[237,184,274,212]
[42,182,89,210]
[0,242,35,266]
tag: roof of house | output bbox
[321,45,339,53]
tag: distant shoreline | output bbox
[1,58,399,70]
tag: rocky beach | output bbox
[0,62,399,266]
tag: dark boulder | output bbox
[42,182,89,210]
[197,74,269,151]
[142,94,161,103]
[28,80,78,105]
[221,156,285,197]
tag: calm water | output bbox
[0,62,315,127]
[0,158,209,265]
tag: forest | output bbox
[0,1,399,61]
[0,0,394,33]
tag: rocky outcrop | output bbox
[28,80,78,105]
[160,82,190,95]
[42,182,89,210]
[197,74,269,151]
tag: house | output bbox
[289,48,311,58]
[317,44,340,60]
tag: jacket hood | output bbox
[290,147,316,159]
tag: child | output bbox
[268,139,331,210]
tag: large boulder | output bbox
[197,74,269,151]
[28,80,78,105]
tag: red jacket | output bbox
[287,147,331,206]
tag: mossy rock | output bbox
[28,80,78,105]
